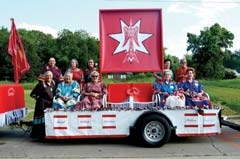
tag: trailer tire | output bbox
[137,115,171,147]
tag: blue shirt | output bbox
[56,80,80,99]
[178,79,204,94]
[154,80,178,94]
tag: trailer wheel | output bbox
[137,115,171,147]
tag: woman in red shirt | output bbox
[66,59,84,89]
[175,59,188,83]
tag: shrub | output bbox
[224,68,237,79]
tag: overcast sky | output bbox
[1,0,239,58]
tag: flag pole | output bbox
[10,18,19,84]
[8,18,30,84]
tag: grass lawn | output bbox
[201,78,240,115]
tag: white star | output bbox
[109,19,152,55]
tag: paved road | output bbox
[0,125,240,159]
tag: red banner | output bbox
[8,18,30,83]
[100,9,163,73]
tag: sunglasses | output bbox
[92,75,98,77]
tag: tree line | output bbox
[0,28,99,82]
[0,23,240,82]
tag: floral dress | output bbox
[75,82,107,110]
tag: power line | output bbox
[104,0,240,3]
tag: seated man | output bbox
[75,71,107,110]
[153,69,178,107]
[178,68,210,108]
[52,71,80,109]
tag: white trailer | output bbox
[45,106,221,147]
[44,8,221,147]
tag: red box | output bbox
[107,83,154,103]
[0,84,25,113]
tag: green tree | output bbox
[56,29,99,72]
[73,30,99,69]
[18,29,53,81]
[187,23,234,79]
[224,50,240,73]
[86,37,99,67]
[0,27,12,80]
[56,29,80,72]
[164,53,179,73]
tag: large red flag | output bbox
[8,18,30,83]
[100,9,163,73]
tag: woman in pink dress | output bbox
[75,71,107,110]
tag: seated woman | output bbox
[30,71,56,138]
[178,68,210,107]
[52,71,80,109]
[153,69,178,107]
[75,71,107,110]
